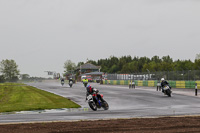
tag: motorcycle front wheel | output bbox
[88,102,97,111]
[166,89,171,97]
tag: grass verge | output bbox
[0,83,80,113]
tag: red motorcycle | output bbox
[86,88,109,111]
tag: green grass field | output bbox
[0,83,80,113]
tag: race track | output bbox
[0,81,200,124]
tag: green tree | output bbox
[121,61,139,73]
[160,62,173,71]
[109,56,119,68]
[151,55,161,63]
[118,56,132,71]
[173,60,194,71]
[101,65,109,73]
[77,62,84,67]
[150,61,161,72]
[138,57,150,72]
[160,56,173,71]
[0,59,20,82]
[87,60,97,65]
[0,75,5,83]
[63,60,76,74]
[162,55,173,63]
[194,59,200,70]
[21,74,30,81]
[109,64,119,73]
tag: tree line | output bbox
[83,55,200,74]
[1,55,199,82]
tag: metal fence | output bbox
[106,70,200,81]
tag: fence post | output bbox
[195,83,198,96]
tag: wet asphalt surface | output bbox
[0,81,200,124]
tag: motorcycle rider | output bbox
[83,77,88,87]
[83,77,88,83]
[86,85,104,102]
[61,78,64,83]
[69,77,73,84]
[60,78,65,86]
[160,78,171,92]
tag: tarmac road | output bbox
[0,81,200,124]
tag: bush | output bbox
[0,75,5,83]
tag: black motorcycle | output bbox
[162,85,172,97]
[61,80,64,86]
[69,81,73,88]
[86,88,109,111]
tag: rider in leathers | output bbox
[61,78,64,83]
[86,85,104,102]
[69,77,73,83]
[160,78,171,92]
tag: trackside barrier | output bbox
[102,80,200,89]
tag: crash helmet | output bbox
[161,78,165,81]
[86,85,91,89]
[93,88,99,93]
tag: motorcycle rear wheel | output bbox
[102,101,109,110]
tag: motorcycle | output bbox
[69,81,73,88]
[61,80,64,86]
[162,85,172,97]
[86,88,109,111]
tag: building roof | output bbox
[80,63,100,70]
[85,72,104,75]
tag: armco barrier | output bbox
[148,81,155,87]
[176,81,185,88]
[124,80,129,85]
[134,80,138,86]
[138,80,143,86]
[185,81,196,89]
[102,80,200,89]
[196,81,200,89]
[120,80,124,85]
[168,81,176,88]
[143,81,148,86]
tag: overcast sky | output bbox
[0,0,200,77]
